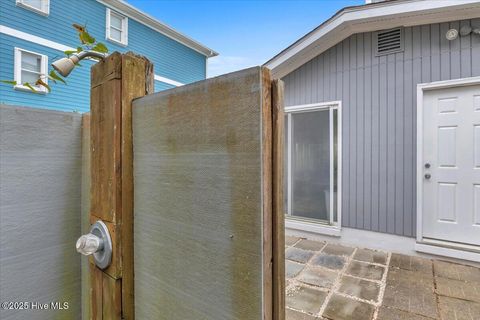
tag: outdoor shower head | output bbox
[51,50,107,77]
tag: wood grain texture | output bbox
[81,113,91,320]
[271,79,286,320]
[261,67,273,320]
[133,67,277,320]
[89,52,152,320]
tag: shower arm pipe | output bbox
[51,50,108,77]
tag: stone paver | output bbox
[287,260,305,278]
[438,295,480,320]
[310,253,346,271]
[323,294,375,320]
[298,267,338,289]
[390,253,432,274]
[284,236,480,320]
[287,285,328,315]
[286,308,320,320]
[287,247,315,263]
[353,248,387,265]
[337,275,380,302]
[295,239,326,251]
[376,307,434,320]
[434,260,480,282]
[382,268,437,318]
[322,244,355,257]
[345,261,385,281]
[386,268,434,290]
[435,276,480,303]
[286,236,302,247]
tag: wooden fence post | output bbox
[89,52,153,319]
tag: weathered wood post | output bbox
[89,52,153,319]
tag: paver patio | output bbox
[285,236,480,320]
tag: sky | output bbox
[126,0,364,78]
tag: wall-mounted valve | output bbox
[76,220,112,269]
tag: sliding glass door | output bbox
[285,103,341,226]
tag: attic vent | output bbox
[374,28,403,56]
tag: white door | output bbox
[422,84,480,246]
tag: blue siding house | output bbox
[0,0,217,112]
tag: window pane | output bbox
[333,109,338,223]
[23,0,43,10]
[110,27,122,42]
[21,70,40,84]
[21,51,41,72]
[291,110,331,221]
[110,14,123,30]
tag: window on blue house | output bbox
[16,0,49,16]
[106,8,128,46]
[14,48,48,93]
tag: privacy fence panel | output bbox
[0,105,82,320]
[132,67,284,320]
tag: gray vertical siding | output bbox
[283,19,480,237]
[0,105,82,319]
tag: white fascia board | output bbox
[0,25,183,87]
[265,0,480,78]
[97,0,218,58]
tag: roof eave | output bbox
[98,0,219,58]
[265,0,480,79]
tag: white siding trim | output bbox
[97,0,218,57]
[416,76,480,242]
[154,75,184,87]
[106,8,128,46]
[265,0,480,78]
[284,100,342,233]
[287,227,480,266]
[416,76,480,258]
[16,0,50,16]
[0,25,183,87]
[0,25,73,52]
[13,47,48,93]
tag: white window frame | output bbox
[106,8,128,46]
[284,101,342,235]
[16,0,50,16]
[13,47,48,94]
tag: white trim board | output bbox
[416,76,480,261]
[284,100,342,230]
[97,0,218,57]
[286,226,480,267]
[0,25,184,87]
[264,0,480,78]
[154,75,184,87]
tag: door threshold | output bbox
[415,240,480,263]
[285,218,341,237]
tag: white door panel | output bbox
[423,84,480,246]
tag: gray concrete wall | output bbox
[0,105,82,319]
[283,19,480,237]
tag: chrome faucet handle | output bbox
[76,233,104,256]
[76,220,112,269]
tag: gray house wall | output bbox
[282,19,480,237]
[0,105,82,319]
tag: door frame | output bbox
[284,100,342,236]
[416,76,480,260]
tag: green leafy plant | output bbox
[0,24,108,93]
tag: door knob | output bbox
[425,163,431,169]
[76,220,112,269]
[424,173,431,179]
